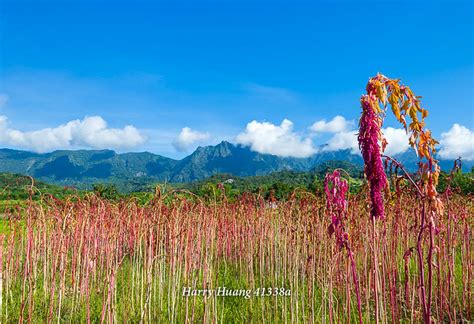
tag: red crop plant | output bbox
[325,170,363,324]
[358,74,444,323]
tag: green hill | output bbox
[0,141,470,192]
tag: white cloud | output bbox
[438,124,474,160]
[383,127,410,155]
[173,127,210,152]
[236,119,316,158]
[323,130,359,153]
[322,127,410,156]
[0,115,146,153]
[310,115,354,133]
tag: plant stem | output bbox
[372,216,379,324]
[347,248,363,324]
[417,201,429,323]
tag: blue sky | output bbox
[0,0,472,159]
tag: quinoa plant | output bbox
[358,74,445,323]
[324,170,363,323]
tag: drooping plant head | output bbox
[324,170,349,249]
[358,74,442,218]
[359,94,387,219]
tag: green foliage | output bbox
[311,160,363,178]
[0,173,77,201]
[437,169,474,194]
[2,163,471,205]
[92,183,121,200]
[184,162,364,201]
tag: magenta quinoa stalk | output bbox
[358,95,387,220]
[324,170,363,324]
[358,74,444,323]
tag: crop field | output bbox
[0,185,471,323]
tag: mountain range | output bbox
[0,141,470,189]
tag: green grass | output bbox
[1,257,335,323]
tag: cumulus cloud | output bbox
[438,124,474,160]
[383,127,410,155]
[173,127,210,152]
[236,119,316,158]
[323,130,359,153]
[310,115,354,133]
[322,127,410,156]
[0,115,145,153]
